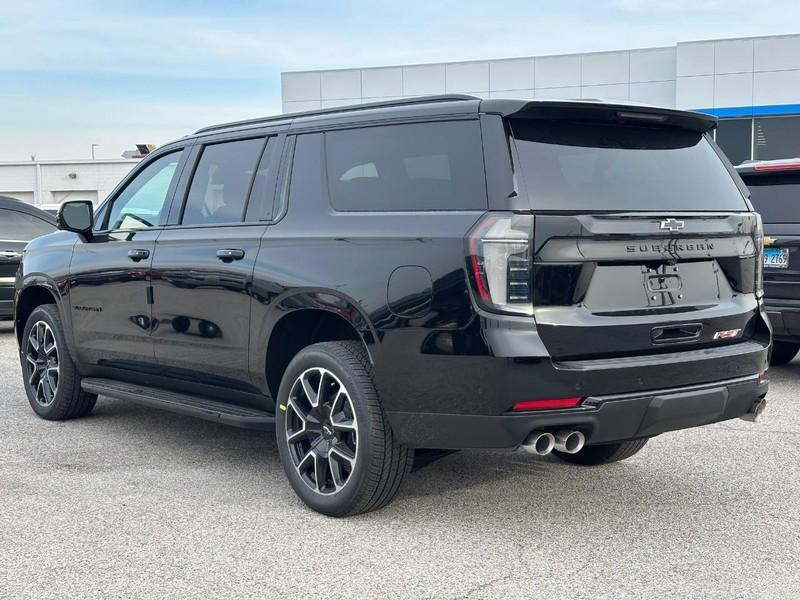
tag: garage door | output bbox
[0,192,34,204]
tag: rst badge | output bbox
[713,328,742,340]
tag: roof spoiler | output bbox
[491,99,717,133]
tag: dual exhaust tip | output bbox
[522,430,585,456]
[523,396,766,456]
[740,397,767,422]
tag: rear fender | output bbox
[249,288,377,393]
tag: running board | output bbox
[81,378,275,429]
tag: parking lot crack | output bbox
[449,543,526,600]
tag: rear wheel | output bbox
[20,305,97,420]
[553,438,649,466]
[275,341,412,517]
[770,341,800,366]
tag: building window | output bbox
[755,116,800,161]
[715,118,752,166]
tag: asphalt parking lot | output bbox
[1,320,798,599]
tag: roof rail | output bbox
[194,94,479,135]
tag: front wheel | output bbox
[553,438,649,466]
[275,341,413,517]
[20,305,97,420]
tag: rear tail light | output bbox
[512,397,583,411]
[466,213,534,315]
[754,212,764,299]
[753,161,800,172]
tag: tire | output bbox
[275,341,412,517]
[770,341,800,366]
[553,438,649,466]
[19,305,97,420]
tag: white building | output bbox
[0,158,138,208]
[282,33,800,165]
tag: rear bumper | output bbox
[764,298,800,342]
[377,307,769,449]
[388,373,769,449]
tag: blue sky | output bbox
[1,0,799,161]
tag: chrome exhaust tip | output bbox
[740,397,767,422]
[522,431,556,456]
[553,430,586,454]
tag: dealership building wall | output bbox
[0,159,138,207]
[282,33,800,165]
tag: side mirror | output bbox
[57,201,94,237]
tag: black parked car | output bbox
[0,196,56,319]
[737,158,800,365]
[14,96,770,516]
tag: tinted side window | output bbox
[106,150,183,230]
[244,137,277,221]
[325,121,487,211]
[0,210,56,240]
[742,173,800,224]
[287,134,324,211]
[182,138,265,225]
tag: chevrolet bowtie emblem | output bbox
[659,218,685,232]
[764,236,777,246]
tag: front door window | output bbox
[105,150,184,230]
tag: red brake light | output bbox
[467,216,496,302]
[753,161,800,172]
[512,397,583,411]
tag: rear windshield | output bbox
[741,173,800,224]
[511,119,748,212]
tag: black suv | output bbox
[737,158,800,365]
[15,96,770,516]
[0,196,56,319]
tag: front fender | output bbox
[14,232,77,355]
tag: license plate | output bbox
[764,247,789,269]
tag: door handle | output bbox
[216,248,245,262]
[0,250,21,260]
[127,249,150,262]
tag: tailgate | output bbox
[531,212,762,359]
[507,110,762,360]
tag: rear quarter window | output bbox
[324,121,487,211]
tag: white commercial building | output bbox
[0,159,138,208]
[282,33,800,165]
